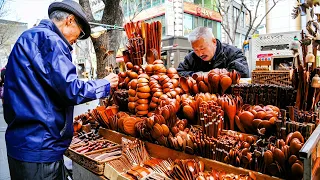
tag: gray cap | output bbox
[48,0,91,39]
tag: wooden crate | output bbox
[65,140,121,175]
[251,70,292,86]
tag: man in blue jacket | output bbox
[4,0,118,179]
[177,27,249,78]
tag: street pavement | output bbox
[0,104,10,180]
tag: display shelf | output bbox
[299,124,320,180]
[98,128,282,180]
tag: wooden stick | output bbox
[157,21,162,58]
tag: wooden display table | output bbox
[98,128,282,180]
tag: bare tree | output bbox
[216,0,281,45]
[0,22,14,48]
[0,0,8,18]
[217,0,244,44]
[79,0,123,79]
[0,0,19,49]
[243,0,280,40]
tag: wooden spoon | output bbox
[220,75,232,94]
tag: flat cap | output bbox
[48,0,91,39]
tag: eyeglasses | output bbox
[74,18,85,40]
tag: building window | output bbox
[212,0,218,12]
[194,0,202,6]
[216,22,221,39]
[198,17,204,26]
[145,0,151,8]
[193,16,198,28]
[203,18,208,27]
[184,13,193,36]
[208,20,213,30]
[235,32,240,48]
[204,0,213,10]
[233,7,239,25]
[212,21,218,38]
[240,12,245,27]
[136,0,143,11]
[152,0,161,6]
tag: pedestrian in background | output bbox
[0,67,5,103]
[4,0,118,179]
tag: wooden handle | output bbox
[141,21,147,56]
[157,21,162,58]
[124,24,130,38]
[130,21,135,38]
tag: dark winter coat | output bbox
[177,39,249,78]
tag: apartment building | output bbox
[266,0,301,33]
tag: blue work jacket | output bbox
[4,19,110,162]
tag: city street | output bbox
[0,104,10,180]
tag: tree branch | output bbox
[217,0,233,43]
[0,0,8,18]
[243,2,252,40]
[232,0,245,43]
[250,0,279,36]
[253,0,262,23]
[0,22,17,48]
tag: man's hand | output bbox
[104,73,119,88]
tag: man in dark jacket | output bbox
[4,0,118,179]
[177,27,249,78]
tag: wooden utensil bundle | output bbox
[124,21,162,65]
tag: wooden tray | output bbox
[66,139,121,175]
[98,128,282,180]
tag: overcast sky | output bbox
[2,0,55,28]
